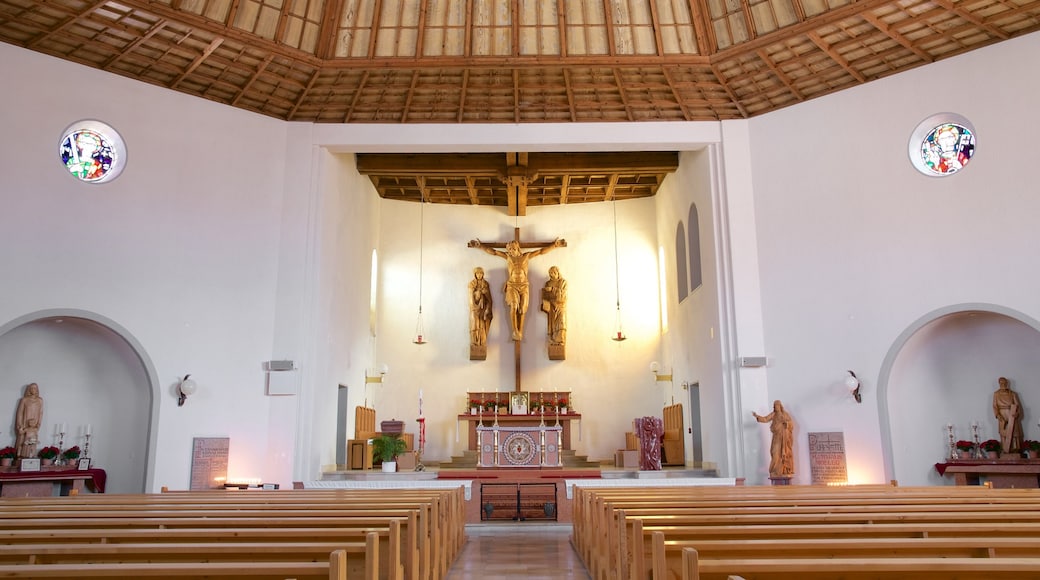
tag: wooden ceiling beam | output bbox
[171,37,223,89]
[861,13,935,64]
[755,48,803,102]
[713,0,893,60]
[101,19,166,69]
[807,31,866,84]
[933,0,1009,40]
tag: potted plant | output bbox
[980,439,1002,458]
[37,445,60,465]
[371,434,407,473]
[0,446,16,467]
[557,397,569,413]
[483,400,498,412]
[468,399,481,415]
[955,440,975,459]
[1022,440,1040,459]
[63,445,81,462]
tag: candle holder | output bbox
[946,424,956,461]
[57,428,67,466]
[83,433,92,461]
[971,423,982,459]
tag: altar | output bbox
[476,424,563,468]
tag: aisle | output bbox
[446,523,592,579]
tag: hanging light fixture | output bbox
[413,192,427,345]
[611,200,626,341]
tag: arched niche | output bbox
[0,309,158,492]
[878,304,1040,485]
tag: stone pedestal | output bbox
[470,345,487,360]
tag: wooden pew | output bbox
[655,533,1040,580]
[0,488,467,580]
[678,547,1040,580]
[569,485,1040,580]
[0,547,349,579]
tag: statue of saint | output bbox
[993,376,1023,453]
[468,267,493,347]
[541,266,567,346]
[753,400,794,478]
[468,238,565,341]
[15,383,44,459]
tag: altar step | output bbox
[438,450,600,470]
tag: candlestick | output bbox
[946,424,956,461]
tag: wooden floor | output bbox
[446,523,591,579]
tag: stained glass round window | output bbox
[908,113,976,177]
[58,120,127,183]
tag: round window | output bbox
[58,120,127,183]
[908,113,976,177]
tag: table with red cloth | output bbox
[0,465,106,496]
[935,459,1040,488]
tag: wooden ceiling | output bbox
[357,151,679,214]
[3,0,1038,124]
[4,0,1037,212]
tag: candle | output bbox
[418,389,423,417]
[58,423,66,434]
[85,424,92,435]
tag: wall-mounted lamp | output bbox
[650,361,673,382]
[366,364,390,384]
[845,370,862,403]
[178,374,198,407]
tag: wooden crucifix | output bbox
[468,227,566,392]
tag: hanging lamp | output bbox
[413,193,427,345]
[611,200,626,342]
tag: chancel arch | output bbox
[878,304,1040,486]
[0,309,157,493]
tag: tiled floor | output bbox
[446,523,592,579]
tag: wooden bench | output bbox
[570,485,1040,580]
[654,532,1040,580]
[0,488,466,580]
[0,548,348,579]
[678,549,1040,580]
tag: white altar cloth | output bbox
[300,479,473,500]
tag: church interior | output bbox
[4,0,1040,576]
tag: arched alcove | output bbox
[0,310,157,493]
[878,304,1040,485]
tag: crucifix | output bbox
[468,227,566,392]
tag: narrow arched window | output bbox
[675,223,689,303]
[688,204,703,292]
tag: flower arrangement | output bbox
[955,440,975,452]
[557,397,568,408]
[63,446,81,460]
[37,446,60,460]
[980,439,1002,453]
[1022,440,1040,453]
[483,400,498,411]
[0,446,16,460]
[469,399,482,409]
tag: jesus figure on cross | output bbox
[468,237,566,341]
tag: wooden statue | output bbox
[468,267,493,359]
[993,377,1023,453]
[468,238,565,341]
[753,400,794,478]
[15,383,43,459]
[540,266,567,360]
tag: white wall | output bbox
[0,42,295,490]
[369,198,666,462]
[745,31,1040,484]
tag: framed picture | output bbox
[510,392,529,415]
[19,458,40,472]
[77,458,91,470]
